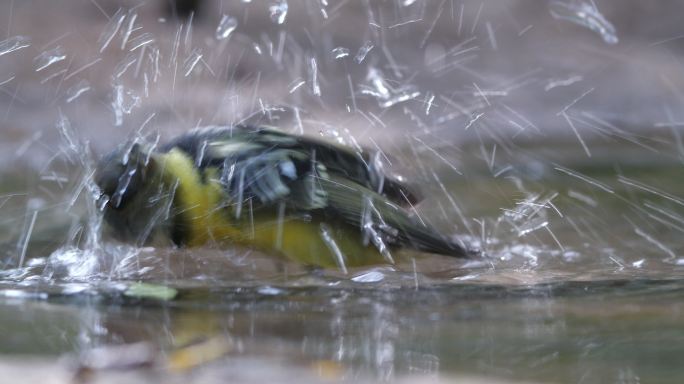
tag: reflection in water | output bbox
[2,279,684,382]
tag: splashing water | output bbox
[215,15,238,40]
[33,46,67,71]
[361,67,420,108]
[1,2,684,382]
[320,223,348,274]
[354,41,375,64]
[332,47,350,60]
[182,49,204,76]
[549,0,619,44]
[0,35,31,57]
[97,8,127,53]
[308,57,321,96]
[0,0,669,294]
[111,83,141,126]
[128,33,156,52]
[269,0,289,25]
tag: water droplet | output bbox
[320,223,347,274]
[351,270,385,283]
[258,286,284,295]
[113,52,138,78]
[354,40,374,64]
[111,83,141,126]
[380,90,420,108]
[361,67,420,108]
[34,46,67,71]
[332,47,349,59]
[549,1,618,44]
[97,8,127,52]
[183,49,203,76]
[215,14,238,40]
[309,57,321,96]
[269,0,288,25]
[0,35,31,57]
[128,33,155,51]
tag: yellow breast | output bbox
[160,149,242,246]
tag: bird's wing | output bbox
[319,174,466,257]
[164,125,421,206]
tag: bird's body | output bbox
[95,126,468,269]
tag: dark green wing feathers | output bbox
[164,126,419,205]
[163,126,467,258]
[320,175,467,257]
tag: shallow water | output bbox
[2,1,684,383]
[2,276,684,382]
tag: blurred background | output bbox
[2,0,684,164]
[1,1,684,383]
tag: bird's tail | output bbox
[321,176,471,259]
[402,225,470,258]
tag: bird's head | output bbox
[94,142,172,245]
[95,142,150,210]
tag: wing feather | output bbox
[163,125,420,206]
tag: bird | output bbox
[94,125,469,270]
